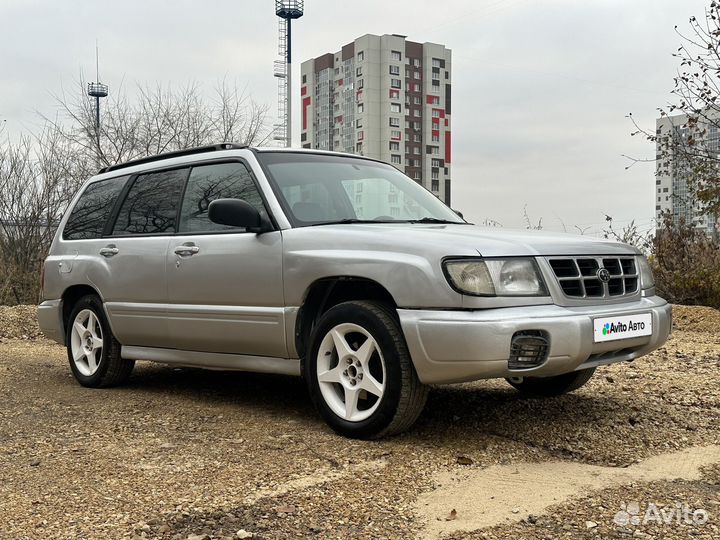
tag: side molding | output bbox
[121,346,301,376]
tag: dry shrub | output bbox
[651,216,720,309]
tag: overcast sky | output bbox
[0,0,708,234]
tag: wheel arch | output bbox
[294,276,398,360]
[61,284,104,337]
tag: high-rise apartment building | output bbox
[300,34,452,205]
[655,113,718,236]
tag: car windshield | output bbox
[256,152,466,227]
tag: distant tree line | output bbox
[0,80,270,304]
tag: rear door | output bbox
[94,167,187,348]
[166,160,286,357]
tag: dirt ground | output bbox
[0,305,718,540]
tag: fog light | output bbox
[508,331,549,370]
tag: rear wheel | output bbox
[506,367,596,397]
[305,301,428,439]
[66,295,134,388]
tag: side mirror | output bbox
[453,209,464,220]
[208,198,272,233]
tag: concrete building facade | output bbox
[656,113,719,236]
[300,34,453,205]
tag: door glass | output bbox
[112,169,186,235]
[178,162,265,233]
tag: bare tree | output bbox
[627,2,720,228]
[1,78,270,304]
[45,78,271,168]
[0,127,90,303]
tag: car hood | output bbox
[290,223,638,257]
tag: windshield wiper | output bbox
[309,219,398,226]
[406,217,467,224]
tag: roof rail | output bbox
[98,142,249,174]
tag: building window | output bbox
[391,50,402,61]
[391,130,401,140]
[391,154,401,164]
[432,179,439,191]
[390,103,401,113]
[389,88,400,99]
[357,103,364,113]
[414,134,421,142]
[358,131,364,141]
[389,117,400,127]
[413,58,420,67]
[432,133,439,142]
[413,171,421,180]
[413,146,420,155]
[356,119,362,128]
[413,109,421,117]
[432,58,442,68]
[302,74,307,84]
[412,83,421,92]
[389,65,400,75]
[432,79,440,87]
[389,141,399,151]
[414,71,421,80]
[432,158,442,167]
[357,51,364,61]
[356,67,362,76]
[432,109,441,118]
[432,170,439,180]
[391,79,402,89]
[357,79,364,89]
[413,121,421,130]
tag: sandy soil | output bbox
[0,304,718,539]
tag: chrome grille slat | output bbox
[548,256,639,299]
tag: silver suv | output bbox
[38,144,672,438]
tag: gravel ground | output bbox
[0,305,718,539]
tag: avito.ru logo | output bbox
[602,320,646,336]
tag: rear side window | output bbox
[63,176,128,240]
[111,169,187,235]
[178,162,265,233]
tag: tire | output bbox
[506,367,596,397]
[305,300,428,439]
[66,294,134,388]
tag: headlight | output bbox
[443,258,548,296]
[637,256,655,289]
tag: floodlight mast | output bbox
[86,42,108,153]
[274,1,304,147]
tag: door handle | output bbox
[99,245,119,257]
[174,244,200,256]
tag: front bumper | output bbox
[398,295,672,384]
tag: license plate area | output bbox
[593,313,652,343]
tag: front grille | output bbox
[548,256,639,299]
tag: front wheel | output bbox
[305,301,428,439]
[506,367,596,397]
[66,295,135,388]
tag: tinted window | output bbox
[63,176,128,240]
[178,162,265,233]
[112,169,186,235]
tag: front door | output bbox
[165,161,286,357]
